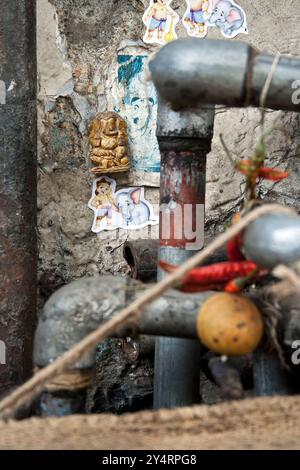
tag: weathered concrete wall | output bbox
[37,0,300,409]
[37,0,300,296]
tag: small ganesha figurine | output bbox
[89,111,130,174]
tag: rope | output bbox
[273,265,300,291]
[259,52,281,109]
[259,52,281,128]
[39,369,94,392]
[0,203,295,420]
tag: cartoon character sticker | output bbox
[143,0,179,46]
[182,0,247,39]
[88,177,119,232]
[208,0,248,38]
[88,177,159,233]
[183,1,211,38]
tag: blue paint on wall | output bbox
[115,55,160,174]
[118,55,144,89]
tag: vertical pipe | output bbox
[0,1,37,396]
[254,349,293,396]
[154,99,214,408]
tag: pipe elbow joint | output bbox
[33,275,128,370]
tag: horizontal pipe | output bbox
[123,240,228,282]
[141,288,212,339]
[33,275,212,370]
[149,38,300,112]
[123,240,159,283]
[33,274,300,413]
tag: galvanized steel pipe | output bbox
[149,38,300,112]
[33,276,210,370]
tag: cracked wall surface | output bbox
[37,0,300,411]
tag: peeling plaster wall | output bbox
[37,0,300,296]
[37,0,300,410]
[37,0,159,303]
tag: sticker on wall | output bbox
[88,176,159,233]
[142,0,179,46]
[183,1,211,38]
[208,0,248,39]
[112,55,161,179]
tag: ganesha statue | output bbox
[89,111,130,174]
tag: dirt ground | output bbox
[0,395,299,450]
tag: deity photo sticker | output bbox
[142,0,179,46]
[182,1,212,38]
[208,0,248,39]
[88,176,159,233]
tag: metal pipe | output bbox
[34,273,300,414]
[149,38,300,112]
[154,99,214,409]
[123,240,159,283]
[0,0,37,396]
[150,38,300,399]
[253,292,300,397]
[33,275,210,416]
[33,276,210,368]
[123,240,227,282]
[253,349,293,397]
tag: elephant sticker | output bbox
[208,0,248,39]
[182,0,247,39]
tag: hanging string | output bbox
[259,52,281,130]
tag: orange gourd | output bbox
[197,293,264,356]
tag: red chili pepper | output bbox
[225,269,259,294]
[225,281,244,294]
[227,236,245,262]
[237,160,289,182]
[226,213,245,262]
[258,167,289,181]
[159,260,264,293]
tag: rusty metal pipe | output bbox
[149,38,300,112]
[123,240,227,282]
[123,240,159,283]
[154,99,214,409]
[0,0,37,396]
[123,241,228,275]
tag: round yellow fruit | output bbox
[197,293,264,356]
